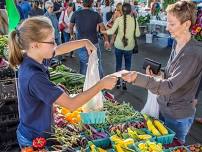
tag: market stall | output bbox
[0,33,202,151]
[18,63,201,152]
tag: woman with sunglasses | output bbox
[8,16,118,149]
[122,0,202,143]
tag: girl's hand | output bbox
[100,75,118,90]
[85,40,97,55]
[122,71,137,83]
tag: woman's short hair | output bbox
[45,1,54,10]
[166,0,197,27]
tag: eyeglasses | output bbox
[39,41,56,45]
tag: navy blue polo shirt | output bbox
[17,55,63,140]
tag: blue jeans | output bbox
[159,114,195,143]
[16,129,32,148]
[76,43,104,78]
[115,48,133,72]
[63,32,70,42]
[55,37,61,45]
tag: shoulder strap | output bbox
[62,10,65,22]
[133,15,137,40]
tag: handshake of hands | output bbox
[100,70,138,90]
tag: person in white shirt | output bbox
[59,2,76,57]
[101,0,111,25]
[59,2,75,42]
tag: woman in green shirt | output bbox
[101,3,140,90]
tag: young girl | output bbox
[8,16,117,148]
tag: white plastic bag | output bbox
[82,51,104,112]
[141,90,159,119]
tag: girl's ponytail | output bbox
[8,30,23,68]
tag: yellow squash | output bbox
[153,120,168,135]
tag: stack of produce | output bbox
[171,146,190,152]
[0,35,8,58]
[104,101,144,125]
[48,124,88,151]
[53,105,82,127]
[88,141,109,152]
[111,135,135,152]
[137,14,150,26]
[83,124,109,141]
[60,106,82,124]
[187,144,202,152]
[110,127,152,142]
[49,64,85,93]
[144,115,168,137]
[137,140,164,152]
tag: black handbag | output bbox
[143,58,161,74]
[133,16,138,54]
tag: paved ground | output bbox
[64,36,202,145]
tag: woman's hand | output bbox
[146,65,154,76]
[146,65,161,77]
[85,39,97,55]
[122,71,137,83]
[100,30,107,34]
[99,75,118,90]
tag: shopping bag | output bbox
[141,90,159,119]
[82,51,104,112]
[59,22,65,32]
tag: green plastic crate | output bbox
[155,127,176,144]
[80,111,106,124]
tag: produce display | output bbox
[103,101,144,125]
[49,64,85,93]
[171,146,189,152]
[0,35,8,57]
[144,114,169,136]
[18,64,201,152]
[48,124,88,151]
[187,144,202,152]
[137,15,150,26]
[137,141,163,152]
[111,135,135,152]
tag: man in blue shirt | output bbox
[70,0,110,78]
[18,0,31,19]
